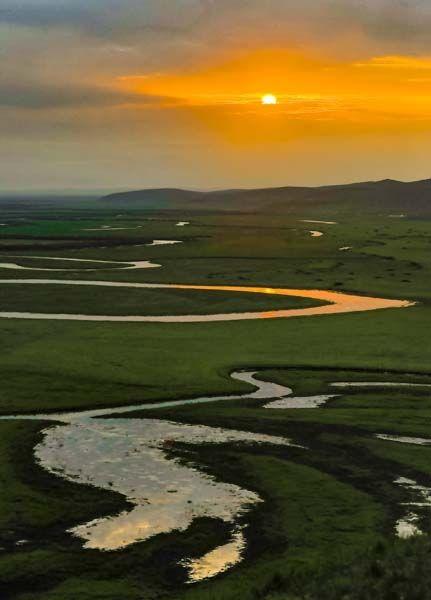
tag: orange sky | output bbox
[2,2,431,190]
[118,49,431,142]
[92,47,431,179]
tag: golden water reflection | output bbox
[0,280,413,322]
[183,529,246,583]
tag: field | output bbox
[1,193,431,599]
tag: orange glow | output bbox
[116,48,431,145]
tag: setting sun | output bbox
[261,94,278,105]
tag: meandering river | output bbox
[0,255,161,271]
[0,251,420,582]
[1,370,429,581]
[0,279,412,322]
[0,371,300,581]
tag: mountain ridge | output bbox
[101,178,431,214]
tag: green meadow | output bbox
[1,196,431,599]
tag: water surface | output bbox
[0,255,160,271]
[0,371,297,581]
[2,370,430,579]
[301,220,337,225]
[0,280,412,322]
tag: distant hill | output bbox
[101,179,431,215]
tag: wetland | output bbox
[1,195,431,600]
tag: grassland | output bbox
[0,283,320,317]
[1,195,431,599]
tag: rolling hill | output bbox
[101,178,431,215]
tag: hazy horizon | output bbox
[2,174,431,197]
[2,1,431,190]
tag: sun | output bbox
[261,94,277,105]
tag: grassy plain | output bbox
[1,196,431,599]
[0,283,319,317]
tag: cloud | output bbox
[0,1,213,37]
[327,1,431,45]
[354,55,431,69]
[3,1,431,95]
[1,1,430,49]
[0,3,94,29]
[0,80,173,109]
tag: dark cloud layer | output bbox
[0,0,431,38]
[0,4,95,29]
[0,1,213,37]
[0,81,171,109]
[1,1,431,44]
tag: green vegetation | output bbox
[0,283,319,316]
[4,368,431,599]
[1,194,431,598]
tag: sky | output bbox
[1,0,431,192]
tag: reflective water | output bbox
[0,280,412,322]
[331,382,431,389]
[36,419,292,553]
[264,394,337,409]
[376,436,431,538]
[182,528,246,582]
[301,220,338,225]
[1,370,298,582]
[395,477,431,539]
[3,370,431,579]
[396,512,422,539]
[146,240,182,246]
[0,255,160,271]
[376,434,431,446]
[0,371,296,421]
[83,226,144,231]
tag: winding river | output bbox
[0,255,161,271]
[2,370,430,580]
[0,251,421,582]
[0,372,299,581]
[0,279,412,322]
